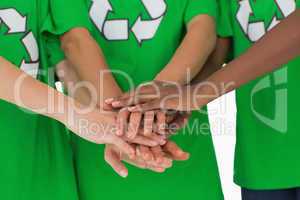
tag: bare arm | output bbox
[60,28,122,108]
[127,9,300,112]
[155,15,216,84]
[0,56,134,155]
[191,37,231,83]
[193,9,300,109]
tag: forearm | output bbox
[193,9,300,109]
[192,37,231,84]
[0,56,116,137]
[155,15,216,84]
[60,28,122,106]
[0,56,73,122]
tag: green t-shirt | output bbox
[0,0,90,199]
[61,0,223,200]
[218,0,300,189]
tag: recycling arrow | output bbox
[268,16,280,31]
[267,0,296,31]
[236,0,252,34]
[89,0,112,32]
[20,60,39,78]
[131,0,166,44]
[22,32,39,62]
[103,19,129,40]
[21,32,39,78]
[0,8,39,78]
[89,0,166,44]
[276,0,296,17]
[141,0,167,19]
[0,8,26,33]
[132,16,162,44]
[236,0,296,42]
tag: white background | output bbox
[208,91,241,200]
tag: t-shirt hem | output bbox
[234,176,300,190]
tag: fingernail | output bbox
[160,139,167,145]
[120,170,128,178]
[128,106,137,112]
[150,141,159,146]
[105,98,114,104]
[112,101,121,107]
[116,130,122,136]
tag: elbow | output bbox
[60,28,93,54]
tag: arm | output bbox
[127,9,300,112]
[60,28,122,108]
[155,15,216,84]
[192,9,300,109]
[191,37,231,83]
[0,56,134,156]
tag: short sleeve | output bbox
[217,0,233,37]
[184,0,218,25]
[41,0,92,36]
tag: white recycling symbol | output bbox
[0,8,39,78]
[236,0,296,42]
[235,1,295,133]
[89,0,167,44]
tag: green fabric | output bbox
[66,0,223,200]
[41,0,92,67]
[218,0,300,189]
[0,0,90,199]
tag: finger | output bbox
[127,100,161,113]
[126,112,142,140]
[147,166,166,173]
[137,145,153,162]
[163,141,190,161]
[156,111,167,135]
[166,113,176,124]
[108,135,136,159]
[167,113,190,135]
[105,146,128,178]
[144,111,155,136]
[105,91,133,105]
[148,133,167,145]
[116,108,130,136]
[151,146,172,168]
[128,135,159,147]
[122,157,147,169]
[110,85,157,108]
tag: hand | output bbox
[105,144,172,177]
[114,107,170,138]
[65,109,136,159]
[105,140,189,177]
[105,81,198,112]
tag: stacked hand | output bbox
[103,81,192,177]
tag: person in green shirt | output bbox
[111,3,300,200]
[214,1,300,198]
[53,0,224,199]
[0,0,143,199]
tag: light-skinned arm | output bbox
[60,28,122,108]
[0,56,135,157]
[155,15,216,84]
